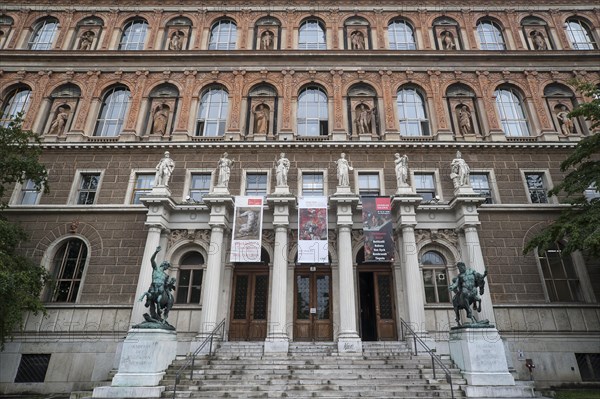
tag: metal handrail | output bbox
[172,319,226,399]
[399,318,455,399]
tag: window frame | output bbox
[296,86,329,137]
[68,169,104,205]
[520,169,556,204]
[420,250,451,304]
[118,18,148,50]
[1,86,32,127]
[396,86,430,136]
[208,19,238,50]
[28,18,59,50]
[93,86,131,137]
[125,169,155,205]
[354,169,384,197]
[298,169,328,198]
[183,169,214,203]
[242,169,270,197]
[469,169,500,204]
[10,179,43,206]
[195,86,229,137]
[387,19,417,50]
[298,19,327,50]
[175,252,205,305]
[47,238,89,303]
[494,87,531,137]
[565,18,597,50]
[411,170,443,202]
[476,19,506,50]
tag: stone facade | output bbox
[0,0,599,395]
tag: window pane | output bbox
[397,88,428,136]
[190,174,211,201]
[29,20,58,50]
[477,21,505,50]
[209,20,237,50]
[246,173,268,196]
[302,173,324,196]
[94,87,130,136]
[525,173,547,203]
[119,20,148,50]
[388,20,416,50]
[197,88,228,136]
[470,174,492,203]
[299,20,326,50]
[358,173,380,195]
[495,88,530,136]
[566,20,595,50]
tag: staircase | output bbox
[160,341,465,398]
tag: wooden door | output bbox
[373,271,397,340]
[294,268,333,341]
[229,269,269,341]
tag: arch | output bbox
[248,83,278,98]
[297,84,329,137]
[28,16,59,50]
[195,84,229,137]
[347,82,377,97]
[247,83,278,136]
[144,80,183,98]
[544,83,575,98]
[494,84,531,137]
[164,16,192,51]
[0,84,32,126]
[254,16,281,50]
[50,83,82,98]
[119,17,148,50]
[396,84,430,136]
[208,18,237,50]
[387,17,417,50]
[298,17,326,50]
[93,85,131,136]
[433,16,461,50]
[476,17,506,50]
[0,15,15,49]
[445,82,477,98]
[565,17,597,50]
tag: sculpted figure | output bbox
[155,151,175,187]
[168,32,183,50]
[394,153,409,187]
[556,107,574,135]
[260,30,274,50]
[238,210,258,236]
[441,31,456,50]
[253,104,269,134]
[449,262,488,326]
[351,31,365,50]
[152,105,169,136]
[78,31,94,50]
[138,246,176,327]
[450,150,470,188]
[275,152,290,187]
[217,152,234,187]
[48,107,69,135]
[355,104,373,134]
[458,105,473,135]
[531,30,547,50]
[334,153,353,186]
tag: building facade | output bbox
[1,0,599,394]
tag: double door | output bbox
[229,268,269,341]
[294,267,333,341]
[358,270,397,341]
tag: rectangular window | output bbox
[176,269,203,304]
[132,174,154,204]
[189,173,211,202]
[414,173,436,201]
[422,268,450,303]
[525,172,548,203]
[584,183,600,202]
[18,179,41,205]
[76,173,100,205]
[302,172,324,197]
[470,173,493,204]
[245,173,268,196]
[575,353,600,382]
[358,173,380,196]
[14,354,51,383]
[540,244,582,302]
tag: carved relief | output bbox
[415,229,459,247]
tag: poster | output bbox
[297,197,329,264]
[230,196,263,262]
[362,197,394,262]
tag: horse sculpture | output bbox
[449,262,488,326]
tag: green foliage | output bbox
[555,391,600,399]
[524,81,600,257]
[0,217,50,349]
[0,115,48,208]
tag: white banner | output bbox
[298,197,329,264]
[230,196,263,262]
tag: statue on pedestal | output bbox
[334,153,353,186]
[275,152,290,187]
[78,31,94,50]
[48,107,69,135]
[450,150,471,188]
[394,153,409,188]
[136,246,176,329]
[154,151,175,187]
[556,106,574,135]
[216,152,234,188]
[449,261,488,326]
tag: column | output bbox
[130,225,163,326]
[462,225,496,325]
[400,224,427,333]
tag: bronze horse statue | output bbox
[449,262,488,326]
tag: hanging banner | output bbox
[230,196,263,262]
[362,197,394,262]
[298,197,329,264]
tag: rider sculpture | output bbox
[136,246,176,329]
[449,261,488,327]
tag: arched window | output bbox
[494,87,530,136]
[565,18,597,50]
[388,19,416,50]
[477,19,506,50]
[0,86,32,127]
[421,251,450,303]
[176,252,204,304]
[0,15,15,49]
[396,86,429,136]
[298,19,326,50]
[48,239,88,302]
[196,86,229,136]
[28,17,59,50]
[94,86,130,136]
[119,18,148,50]
[538,243,583,302]
[208,19,237,50]
[297,86,328,136]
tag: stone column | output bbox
[265,195,295,354]
[130,225,164,326]
[331,195,362,353]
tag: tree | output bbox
[0,116,50,349]
[524,82,600,257]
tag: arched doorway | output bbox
[356,248,397,341]
[229,248,270,341]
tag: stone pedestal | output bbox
[449,327,533,397]
[92,329,177,398]
[334,185,353,195]
[278,131,294,141]
[151,185,171,197]
[273,185,291,195]
[395,185,415,195]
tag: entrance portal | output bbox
[229,267,269,341]
[358,270,397,341]
[294,267,333,341]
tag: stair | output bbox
[160,341,466,398]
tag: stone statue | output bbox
[253,104,269,134]
[78,31,94,50]
[260,30,274,50]
[531,30,547,50]
[136,246,176,329]
[168,32,183,50]
[275,152,290,187]
[449,261,488,326]
[151,104,169,136]
[441,31,456,50]
[458,105,473,135]
[48,107,69,135]
[394,153,409,187]
[155,151,175,187]
[334,153,353,186]
[354,104,373,134]
[450,150,471,188]
[350,31,365,50]
[217,152,234,188]
[556,107,574,135]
